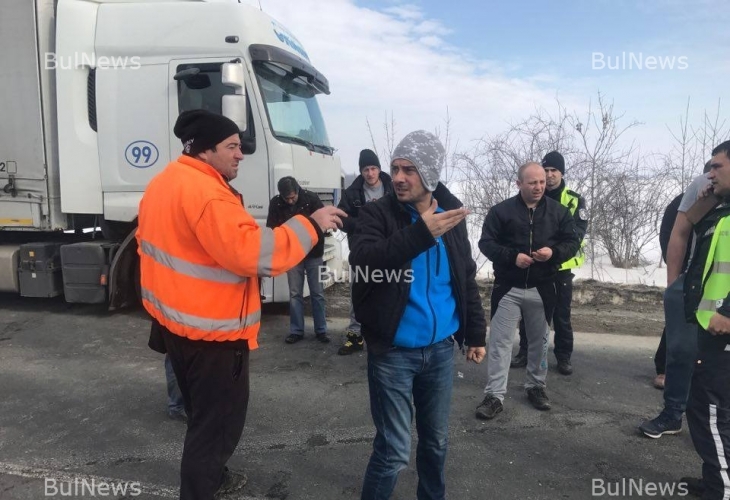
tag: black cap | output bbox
[541,151,565,175]
[173,109,240,156]
[358,149,381,173]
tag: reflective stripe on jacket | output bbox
[696,215,730,329]
[558,187,586,271]
[136,155,319,348]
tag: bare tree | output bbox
[664,98,727,193]
[366,111,397,163]
[590,156,670,268]
[569,92,643,273]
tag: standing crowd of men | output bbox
[137,108,730,500]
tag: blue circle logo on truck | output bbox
[125,141,159,168]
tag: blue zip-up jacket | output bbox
[393,204,460,347]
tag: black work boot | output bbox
[338,331,364,355]
[510,350,528,368]
[557,358,573,375]
[526,386,551,411]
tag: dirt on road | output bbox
[324,278,665,337]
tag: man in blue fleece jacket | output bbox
[350,130,487,500]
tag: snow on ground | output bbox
[336,229,668,288]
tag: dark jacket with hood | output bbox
[266,188,325,259]
[337,171,394,235]
[479,193,579,288]
[349,183,487,355]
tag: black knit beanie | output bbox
[174,109,240,156]
[541,151,565,175]
[358,149,381,173]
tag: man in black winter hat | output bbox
[336,149,394,355]
[140,109,346,500]
[511,151,587,376]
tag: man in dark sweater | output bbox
[267,176,329,344]
[337,149,393,355]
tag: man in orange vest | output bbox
[137,109,346,500]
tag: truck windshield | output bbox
[252,60,333,155]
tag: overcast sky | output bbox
[246,0,729,174]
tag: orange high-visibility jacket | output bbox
[136,155,319,349]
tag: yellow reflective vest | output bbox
[558,188,585,271]
[696,215,730,329]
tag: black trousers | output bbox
[162,327,250,500]
[518,270,574,361]
[687,332,730,500]
[653,327,667,375]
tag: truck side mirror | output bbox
[222,94,247,132]
[221,61,247,132]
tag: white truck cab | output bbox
[0,0,342,305]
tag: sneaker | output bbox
[475,395,503,420]
[638,413,682,438]
[510,351,528,368]
[557,359,573,375]
[316,333,330,343]
[167,410,188,423]
[285,334,303,344]
[338,332,364,355]
[214,467,247,499]
[526,386,551,411]
[653,374,665,390]
[678,476,704,497]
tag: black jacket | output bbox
[266,189,325,259]
[337,172,394,235]
[349,183,487,355]
[479,194,579,288]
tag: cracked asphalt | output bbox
[0,294,699,499]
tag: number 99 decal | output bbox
[125,141,159,168]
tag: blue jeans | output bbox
[361,337,455,500]
[663,274,698,421]
[287,256,327,335]
[165,354,184,414]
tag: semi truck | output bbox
[0,0,343,307]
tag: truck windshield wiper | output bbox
[311,143,334,155]
[275,133,315,151]
[274,134,333,155]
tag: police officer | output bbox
[511,151,587,375]
[682,140,730,500]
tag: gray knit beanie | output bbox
[391,130,445,192]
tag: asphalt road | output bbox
[0,295,700,499]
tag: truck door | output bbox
[168,59,270,220]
